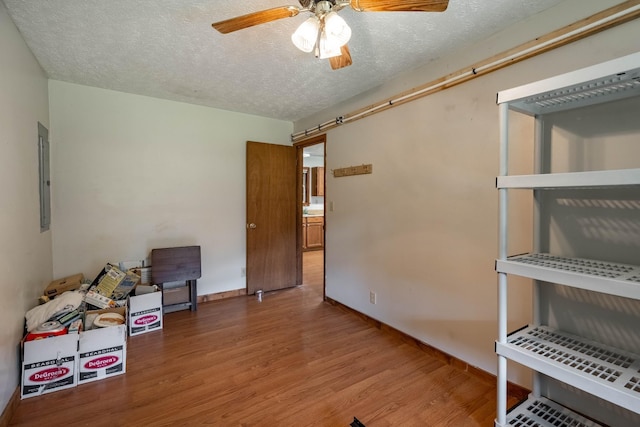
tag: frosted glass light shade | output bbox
[318,31,342,59]
[324,12,351,47]
[292,17,319,53]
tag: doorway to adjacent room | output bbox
[296,135,326,298]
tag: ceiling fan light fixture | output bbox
[291,17,319,53]
[214,0,450,70]
[323,12,351,47]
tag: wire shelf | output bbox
[500,395,602,427]
[511,253,638,280]
[496,253,640,300]
[497,52,640,115]
[496,168,640,189]
[526,77,640,112]
[497,326,640,414]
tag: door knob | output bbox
[247,223,257,229]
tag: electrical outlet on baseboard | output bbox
[369,291,376,304]
[241,267,246,277]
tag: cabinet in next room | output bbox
[302,216,324,251]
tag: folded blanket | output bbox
[25,291,84,332]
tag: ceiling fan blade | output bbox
[212,6,301,34]
[329,44,353,70]
[349,0,448,12]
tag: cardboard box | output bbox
[162,285,190,306]
[21,334,79,399]
[78,307,127,385]
[84,290,116,309]
[128,289,163,336]
[90,264,140,301]
[44,273,84,298]
[132,266,152,285]
[118,260,145,272]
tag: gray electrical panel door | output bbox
[38,122,50,232]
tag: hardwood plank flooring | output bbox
[9,250,517,426]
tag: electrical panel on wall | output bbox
[38,122,50,232]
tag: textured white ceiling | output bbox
[4,0,567,122]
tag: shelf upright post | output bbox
[531,116,544,398]
[497,101,509,426]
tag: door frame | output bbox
[294,134,327,299]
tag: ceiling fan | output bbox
[212,0,449,70]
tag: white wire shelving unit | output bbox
[496,52,640,427]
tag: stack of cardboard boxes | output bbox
[21,262,163,399]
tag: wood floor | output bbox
[9,251,518,426]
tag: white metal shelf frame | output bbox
[496,52,640,427]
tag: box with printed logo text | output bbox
[78,307,127,385]
[128,288,163,336]
[21,333,79,399]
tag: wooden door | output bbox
[246,141,299,295]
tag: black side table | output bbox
[151,246,201,313]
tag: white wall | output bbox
[299,0,640,387]
[0,0,52,415]
[303,157,324,168]
[49,81,292,296]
